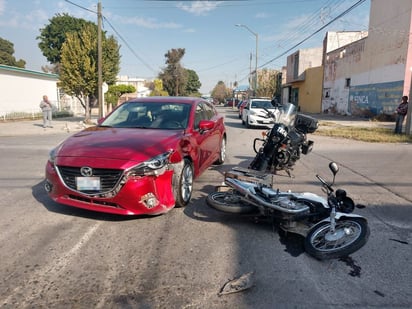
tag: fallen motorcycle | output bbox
[248,102,318,177]
[207,162,369,260]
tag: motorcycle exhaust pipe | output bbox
[225,177,309,214]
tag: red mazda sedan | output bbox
[44,96,226,216]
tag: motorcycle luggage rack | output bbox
[225,167,274,187]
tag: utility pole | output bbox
[97,0,103,118]
[406,69,412,135]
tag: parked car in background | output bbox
[241,98,278,128]
[44,96,227,216]
[238,100,248,119]
[225,98,240,107]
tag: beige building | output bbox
[282,47,323,113]
[322,0,412,116]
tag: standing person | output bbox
[39,95,53,128]
[394,95,408,134]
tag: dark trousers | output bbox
[394,114,405,134]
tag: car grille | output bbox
[57,166,123,194]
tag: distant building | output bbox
[322,0,412,116]
[282,47,324,113]
[116,75,151,100]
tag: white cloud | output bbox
[255,12,269,19]
[0,0,4,15]
[121,16,181,30]
[183,28,196,33]
[176,1,221,16]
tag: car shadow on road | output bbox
[31,180,153,222]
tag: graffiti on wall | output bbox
[349,80,403,115]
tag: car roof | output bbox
[126,96,207,105]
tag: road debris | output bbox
[218,271,254,296]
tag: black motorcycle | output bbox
[248,103,318,177]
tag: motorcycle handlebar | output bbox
[316,174,334,193]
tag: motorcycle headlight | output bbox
[128,150,173,176]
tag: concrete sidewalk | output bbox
[0,117,96,137]
[0,113,395,137]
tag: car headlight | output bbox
[128,150,173,176]
[48,145,61,164]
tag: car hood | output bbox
[252,107,277,116]
[56,126,183,162]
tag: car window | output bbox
[203,102,215,120]
[194,103,205,129]
[101,102,190,129]
[251,100,272,109]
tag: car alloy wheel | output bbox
[173,158,194,207]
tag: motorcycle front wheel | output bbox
[304,218,369,260]
[206,191,257,214]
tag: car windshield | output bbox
[250,100,273,109]
[100,101,191,129]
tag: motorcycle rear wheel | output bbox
[304,218,369,260]
[206,192,257,214]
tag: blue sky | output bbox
[0,0,370,93]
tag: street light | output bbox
[235,24,258,95]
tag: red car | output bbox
[44,97,226,216]
[238,100,247,119]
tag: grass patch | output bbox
[315,125,412,143]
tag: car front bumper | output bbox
[45,161,175,216]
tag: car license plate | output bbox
[262,120,271,124]
[76,177,100,190]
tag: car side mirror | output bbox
[199,120,214,132]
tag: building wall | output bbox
[286,47,323,84]
[298,66,323,113]
[322,0,412,115]
[0,65,59,117]
[323,31,368,54]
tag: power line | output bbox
[102,16,158,75]
[64,0,96,14]
[259,0,367,68]
[64,0,158,76]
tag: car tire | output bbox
[246,117,251,128]
[214,136,226,165]
[173,158,194,208]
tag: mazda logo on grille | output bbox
[80,166,93,177]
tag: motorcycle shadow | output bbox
[184,184,306,258]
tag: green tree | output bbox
[211,81,231,104]
[149,79,169,96]
[105,84,136,108]
[59,24,120,122]
[158,48,188,96]
[102,36,121,85]
[256,68,281,98]
[0,37,26,68]
[184,69,201,96]
[37,13,94,67]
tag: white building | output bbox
[0,65,59,118]
[116,75,151,98]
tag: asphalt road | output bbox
[0,108,411,308]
